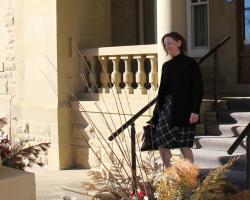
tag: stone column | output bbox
[122,55,133,94]
[157,0,173,73]
[157,0,187,81]
[134,55,146,94]
[147,55,158,93]
[99,56,110,93]
[87,56,97,93]
[110,56,121,93]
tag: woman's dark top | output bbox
[151,53,203,127]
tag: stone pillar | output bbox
[134,55,146,94]
[99,56,110,93]
[147,55,158,93]
[110,56,121,93]
[87,56,97,93]
[122,56,133,94]
[157,0,173,73]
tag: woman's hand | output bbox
[189,113,199,124]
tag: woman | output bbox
[151,32,203,168]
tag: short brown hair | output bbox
[161,32,186,53]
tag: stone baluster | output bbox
[134,55,146,94]
[147,55,158,92]
[87,56,97,92]
[99,56,110,93]
[121,56,133,94]
[109,56,121,93]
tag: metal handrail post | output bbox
[247,131,250,190]
[213,51,219,121]
[131,123,137,194]
[227,123,250,190]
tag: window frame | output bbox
[240,0,250,49]
[187,0,209,57]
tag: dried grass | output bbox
[157,159,199,200]
[164,159,199,189]
[83,152,241,200]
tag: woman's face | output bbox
[163,37,181,57]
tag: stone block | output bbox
[0,166,36,200]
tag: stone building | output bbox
[0,0,249,170]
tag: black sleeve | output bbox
[190,60,203,114]
[157,63,168,110]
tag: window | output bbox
[243,0,250,45]
[187,0,209,57]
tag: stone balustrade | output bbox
[80,44,158,94]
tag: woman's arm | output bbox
[189,60,203,124]
[149,63,168,125]
[157,63,168,110]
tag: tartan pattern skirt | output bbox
[154,95,195,149]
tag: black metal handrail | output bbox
[228,123,250,155]
[227,123,250,189]
[108,98,157,141]
[108,35,231,193]
[198,35,231,63]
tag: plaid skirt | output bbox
[154,95,195,149]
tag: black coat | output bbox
[151,53,203,127]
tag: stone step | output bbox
[222,97,250,111]
[201,111,250,124]
[193,148,246,171]
[194,136,246,154]
[199,168,247,191]
[219,111,250,124]
[206,123,247,136]
[200,111,217,123]
[220,84,250,96]
[195,124,206,135]
[204,84,250,96]
[202,74,227,85]
[203,84,227,95]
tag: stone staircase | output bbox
[71,92,250,189]
[63,95,250,199]
[193,97,250,190]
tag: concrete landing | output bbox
[26,166,91,200]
